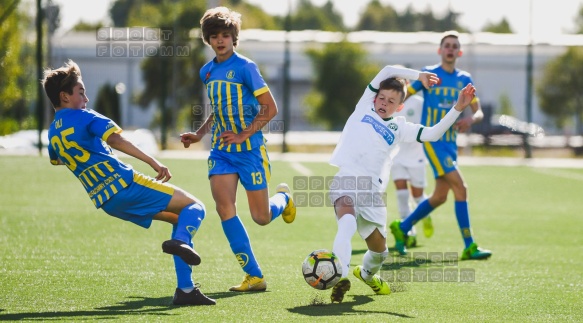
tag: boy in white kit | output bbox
[328,65,476,303]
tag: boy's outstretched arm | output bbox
[106,133,172,182]
[419,84,476,142]
[452,84,476,111]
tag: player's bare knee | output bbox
[431,195,447,206]
[251,212,271,226]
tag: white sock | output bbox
[395,189,411,219]
[333,215,356,278]
[181,287,194,293]
[361,249,389,281]
[396,189,416,236]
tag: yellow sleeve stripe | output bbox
[253,86,269,97]
[102,125,121,142]
[407,85,417,96]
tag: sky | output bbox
[49,0,582,37]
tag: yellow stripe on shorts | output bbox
[133,173,175,196]
[423,142,445,177]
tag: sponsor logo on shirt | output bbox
[361,115,395,145]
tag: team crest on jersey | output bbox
[388,123,398,131]
[235,253,249,267]
[208,159,215,171]
[226,70,235,79]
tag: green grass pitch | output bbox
[1,155,582,321]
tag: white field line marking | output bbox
[531,168,583,181]
[289,161,312,176]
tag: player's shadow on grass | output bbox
[353,248,457,270]
[381,255,456,271]
[287,295,412,318]
[207,291,270,299]
[0,291,264,321]
[0,296,175,321]
[354,247,433,255]
[0,292,244,321]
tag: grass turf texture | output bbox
[1,155,582,321]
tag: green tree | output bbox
[354,0,399,31]
[94,83,121,125]
[289,0,345,31]
[438,8,466,32]
[0,0,32,135]
[225,0,281,29]
[352,3,468,33]
[304,40,379,130]
[418,6,439,31]
[536,47,583,134]
[109,0,134,27]
[398,5,419,32]
[482,18,513,33]
[72,20,104,31]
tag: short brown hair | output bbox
[41,59,82,108]
[379,77,407,103]
[200,7,242,47]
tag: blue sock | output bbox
[222,215,262,277]
[173,203,205,243]
[401,199,434,233]
[171,224,193,289]
[455,201,474,248]
[269,192,288,221]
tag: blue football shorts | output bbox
[423,140,458,178]
[100,172,174,228]
[207,145,271,191]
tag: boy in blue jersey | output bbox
[389,31,492,260]
[43,60,215,306]
[180,7,296,292]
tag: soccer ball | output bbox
[302,249,342,290]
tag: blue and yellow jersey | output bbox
[47,109,134,208]
[200,52,269,152]
[408,64,479,143]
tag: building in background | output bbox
[51,30,583,135]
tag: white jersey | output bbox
[330,66,424,192]
[392,95,426,167]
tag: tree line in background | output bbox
[0,0,582,137]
